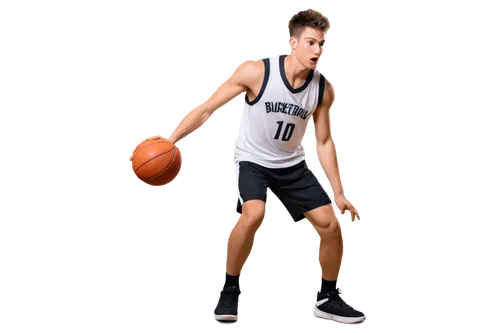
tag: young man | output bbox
[130,9,364,324]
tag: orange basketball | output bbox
[131,139,182,186]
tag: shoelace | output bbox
[220,289,240,307]
[335,294,352,309]
[325,288,353,309]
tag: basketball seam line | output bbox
[134,147,175,175]
[143,148,177,181]
[134,141,173,166]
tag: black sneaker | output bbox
[214,286,241,322]
[314,288,365,324]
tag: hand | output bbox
[129,135,171,161]
[127,133,170,164]
[334,194,360,222]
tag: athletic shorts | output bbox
[235,160,332,222]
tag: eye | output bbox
[308,41,314,45]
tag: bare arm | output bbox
[168,60,262,144]
[313,80,345,196]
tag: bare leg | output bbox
[226,200,265,276]
[304,204,343,280]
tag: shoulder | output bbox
[231,59,266,87]
[317,73,335,107]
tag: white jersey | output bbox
[234,54,326,168]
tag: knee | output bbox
[319,219,342,239]
[306,205,342,240]
[241,202,265,231]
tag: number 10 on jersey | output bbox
[274,121,295,142]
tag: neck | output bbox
[285,53,310,81]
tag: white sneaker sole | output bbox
[214,314,238,322]
[314,306,365,324]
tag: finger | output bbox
[340,206,349,218]
[127,150,134,163]
[149,136,166,143]
[346,203,356,220]
[349,211,356,223]
[354,208,361,221]
[346,207,354,222]
[343,206,351,217]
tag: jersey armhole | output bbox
[317,74,326,107]
[245,58,270,106]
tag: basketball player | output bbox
[130,9,365,324]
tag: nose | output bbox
[315,44,322,56]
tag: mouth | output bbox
[310,57,319,64]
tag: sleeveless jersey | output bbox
[234,54,326,168]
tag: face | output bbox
[290,27,326,69]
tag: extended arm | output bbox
[168,61,255,144]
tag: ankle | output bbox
[224,272,240,290]
[320,278,337,293]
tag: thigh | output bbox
[269,160,332,222]
[235,161,269,214]
[303,204,338,233]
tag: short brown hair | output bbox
[288,9,330,38]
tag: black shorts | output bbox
[235,160,332,222]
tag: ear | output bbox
[289,36,297,50]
